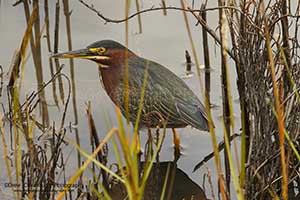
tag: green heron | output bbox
[51,40,209,149]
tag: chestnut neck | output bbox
[98,50,135,101]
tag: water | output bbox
[0,1,241,199]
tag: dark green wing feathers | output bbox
[115,56,209,131]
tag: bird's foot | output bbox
[172,128,182,161]
[173,145,181,162]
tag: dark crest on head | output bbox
[87,40,127,50]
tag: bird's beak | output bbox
[51,49,97,59]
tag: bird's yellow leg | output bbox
[172,128,181,159]
[172,128,180,147]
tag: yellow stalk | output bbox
[264,11,288,200]
[0,114,15,198]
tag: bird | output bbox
[51,40,209,152]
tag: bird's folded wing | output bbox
[175,101,209,131]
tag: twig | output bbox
[201,4,211,102]
[44,0,59,107]
[54,0,65,104]
[135,0,142,33]
[0,65,3,97]
[32,0,49,127]
[78,0,247,25]
[193,133,240,172]
[58,74,71,131]
[185,50,192,73]
[19,65,65,112]
[161,0,167,16]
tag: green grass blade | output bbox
[222,118,244,200]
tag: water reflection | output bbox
[109,162,208,200]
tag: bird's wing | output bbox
[145,59,210,131]
[175,99,209,131]
[127,56,209,130]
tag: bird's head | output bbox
[51,40,134,68]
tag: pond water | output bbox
[0,0,241,199]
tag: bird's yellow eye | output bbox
[97,47,106,54]
[89,47,106,54]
